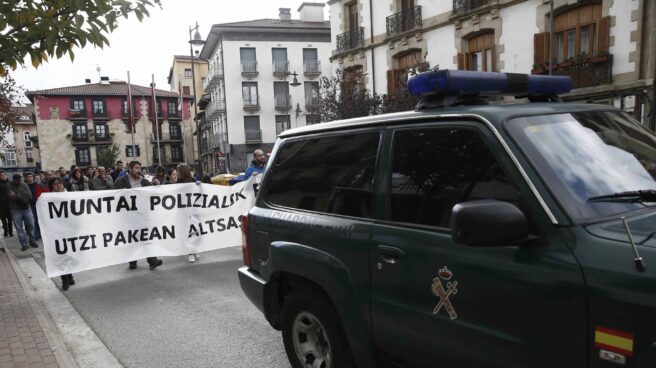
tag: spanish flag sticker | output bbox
[595,326,634,357]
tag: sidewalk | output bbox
[0,236,59,368]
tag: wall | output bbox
[499,0,539,73]
[609,0,640,76]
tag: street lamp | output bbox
[290,71,301,87]
[189,22,205,175]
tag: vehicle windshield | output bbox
[506,111,656,221]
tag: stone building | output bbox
[26,78,194,171]
[328,0,656,128]
[198,3,332,173]
[0,105,41,171]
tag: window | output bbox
[244,116,261,142]
[23,131,32,147]
[94,124,108,139]
[170,123,182,140]
[0,149,17,167]
[274,82,290,108]
[171,145,184,162]
[183,86,190,95]
[346,2,359,34]
[344,65,364,96]
[126,145,140,157]
[122,99,129,115]
[264,132,380,218]
[240,48,257,73]
[184,68,192,78]
[272,48,289,74]
[463,31,495,72]
[71,98,85,111]
[390,127,519,228]
[73,124,88,140]
[92,100,105,116]
[304,82,320,109]
[152,146,166,163]
[388,50,424,95]
[26,150,33,162]
[168,100,179,116]
[75,148,91,166]
[553,4,602,62]
[275,115,290,136]
[303,48,319,73]
[242,82,259,106]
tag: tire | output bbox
[281,287,354,368]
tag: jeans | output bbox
[30,205,41,239]
[10,208,36,246]
[1,206,12,236]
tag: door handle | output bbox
[377,245,405,264]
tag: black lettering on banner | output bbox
[150,196,161,210]
[86,198,102,214]
[48,202,68,219]
[128,229,139,243]
[79,235,90,251]
[115,231,126,245]
[237,188,247,200]
[216,218,226,231]
[90,234,97,249]
[67,237,77,252]
[177,193,187,208]
[205,220,215,233]
[55,239,67,254]
[150,226,161,240]
[103,233,113,247]
[193,193,202,207]
[102,197,115,212]
[185,193,192,207]
[208,196,220,208]
[130,195,137,211]
[188,224,199,238]
[140,228,148,241]
[253,183,259,197]
[227,217,239,230]
[70,201,84,216]
[221,195,229,208]
[163,195,175,210]
[162,226,175,239]
[116,196,131,212]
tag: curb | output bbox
[1,236,122,368]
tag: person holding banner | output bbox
[47,176,76,290]
[113,161,163,270]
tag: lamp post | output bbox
[189,22,205,174]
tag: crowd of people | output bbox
[0,150,269,291]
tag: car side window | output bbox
[265,131,380,218]
[391,127,520,228]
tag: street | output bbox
[28,244,290,368]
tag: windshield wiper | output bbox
[588,190,656,203]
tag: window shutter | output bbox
[534,32,549,65]
[596,16,611,55]
[491,46,497,72]
[387,69,394,95]
[457,53,466,70]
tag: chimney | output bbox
[279,8,292,21]
[298,2,325,22]
[85,79,91,84]
[100,76,110,85]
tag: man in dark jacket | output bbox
[113,161,163,270]
[0,170,13,237]
[6,174,38,251]
[24,172,42,240]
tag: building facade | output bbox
[27,79,193,171]
[167,55,209,166]
[198,3,332,173]
[328,0,656,128]
[0,105,41,171]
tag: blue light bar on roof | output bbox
[407,69,572,96]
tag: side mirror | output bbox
[451,199,529,246]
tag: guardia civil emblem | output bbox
[431,266,458,319]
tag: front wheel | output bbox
[281,288,354,368]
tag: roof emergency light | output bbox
[407,69,572,97]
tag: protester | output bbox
[165,168,178,184]
[244,149,267,179]
[113,161,163,270]
[111,160,125,181]
[46,177,76,290]
[24,172,42,240]
[174,164,201,263]
[68,168,91,191]
[201,174,212,184]
[6,174,38,251]
[91,166,114,190]
[0,170,13,237]
[153,165,166,185]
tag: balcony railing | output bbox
[92,109,106,118]
[95,132,111,142]
[274,94,292,111]
[241,61,258,77]
[68,109,87,120]
[532,54,613,90]
[452,0,491,16]
[150,132,183,143]
[245,129,262,144]
[243,96,260,111]
[303,60,321,76]
[207,98,226,119]
[386,6,422,37]
[273,60,290,76]
[305,96,319,110]
[203,63,224,92]
[72,134,88,142]
[336,27,364,53]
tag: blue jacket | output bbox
[244,163,265,179]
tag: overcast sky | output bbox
[11,0,326,96]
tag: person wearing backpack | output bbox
[6,174,38,251]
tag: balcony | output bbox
[305,96,319,111]
[386,6,422,38]
[245,129,262,144]
[150,132,183,143]
[241,61,258,78]
[273,60,290,77]
[71,133,89,143]
[532,54,613,90]
[303,60,321,77]
[92,109,107,120]
[203,63,224,92]
[207,98,226,119]
[95,132,111,142]
[167,111,182,121]
[336,27,364,53]
[274,94,292,111]
[243,96,260,112]
[68,109,87,121]
[452,0,491,17]
[69,132,114,146]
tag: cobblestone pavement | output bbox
[0,237,59,368]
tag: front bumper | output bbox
[238,266,267,315]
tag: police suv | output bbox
[238,70,656,368]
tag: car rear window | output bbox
[264,131,380,218]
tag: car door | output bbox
[370,121,587,367]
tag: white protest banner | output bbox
[37,178,259,277]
